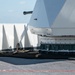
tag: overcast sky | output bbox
[0,0,36,23]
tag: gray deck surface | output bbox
[0,57,75,75]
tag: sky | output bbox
[0,0,36,23]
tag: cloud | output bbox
[19,1,26,5]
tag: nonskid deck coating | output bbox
[0,57,75,75]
